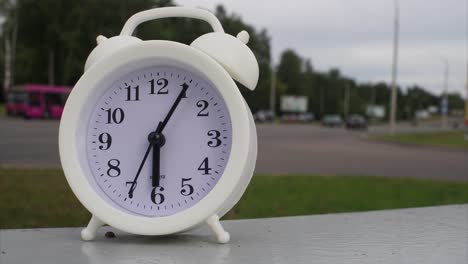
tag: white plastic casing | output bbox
[60,7,259,242]
[84,36,141,71]
[191,32,259,90]
[60,41,257,236]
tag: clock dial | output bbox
[85,65,232,217]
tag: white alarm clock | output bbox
[59,7,258,243]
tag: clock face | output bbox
[85,65,232,217]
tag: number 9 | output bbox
[98,133,112,150]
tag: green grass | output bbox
[0,103,4,116]
[2,168,468,229]
[377,131,468,149]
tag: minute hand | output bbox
[128,83,188,198]
[156,82,189,134]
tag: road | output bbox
[257,123,468,180]
[1,117,467,180]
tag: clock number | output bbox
[207,130,222,147]
[125,85,140,101]
[106,159,121,177]
[196,100,209,116]
[198,157,212,175]
[98,132,112,150]
[125,181,137,196]
[149,78,169,94]
[105,108,124,124]
[151,186,165,204]
[180,178,194,196]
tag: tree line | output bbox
[275,49,465,119]
[0,0,464,120]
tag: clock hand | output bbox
[156,82,189,134]
[152,143,161,187]
[128,143,152,198]
[128,121,163,198]
[150,83,187,186]
[128,83,188,197]
[150,129,165,187]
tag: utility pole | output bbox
[320,86,325,117]
[441,59,449,129]
[344,84,350,118]
[465,0,468,130]
[389,0,400,135]
[269,62,276,117]
[371,85,376,106]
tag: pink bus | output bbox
[5,84,72,119]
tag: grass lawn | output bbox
[0,103,4,116]
[2,167,468,229]
[377,131,468,149]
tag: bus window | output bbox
[45,93,62,107]
[60,93,69,105]
[7,93,15,103]
[29,92,42,107]
[15,93,26,104]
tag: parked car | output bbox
[346,114,368,129]
[298,112,314,122]
[321,114,343,127]
[281,112,314,123]
[254,110,275,123]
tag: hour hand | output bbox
[149,122,165,187]
[152,142,161,187]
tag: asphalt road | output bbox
[257,124,468,180]
[1,117,467,180]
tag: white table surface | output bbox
[1,204,468,264]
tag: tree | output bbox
[0,1,273,112]
[1,0,459,124]
[12,0,160,86]
[277,49,303,95]
[0,0,18,101]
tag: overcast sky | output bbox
[176,0,467,97]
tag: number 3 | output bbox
[207,130,221,147]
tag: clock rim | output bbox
[59,40,254,235]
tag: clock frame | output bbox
[59,41,256,243]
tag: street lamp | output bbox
[465,0,468,129]
[269,62,276,117]
[439,57,449,129]
[389,0,400,135]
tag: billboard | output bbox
[280,96,308,113]
[366,105,385,119]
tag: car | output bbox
[346,114,367,129]
[280,112,315,123]
[321,114,343,127]
[298,112,314,122]
[280,113,297,122]
[254,110,275,123]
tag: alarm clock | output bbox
[59,7,258,243]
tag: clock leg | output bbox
[81,215,104,241]
[205,214,230,244]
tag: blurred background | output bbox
[0,0,467,229]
